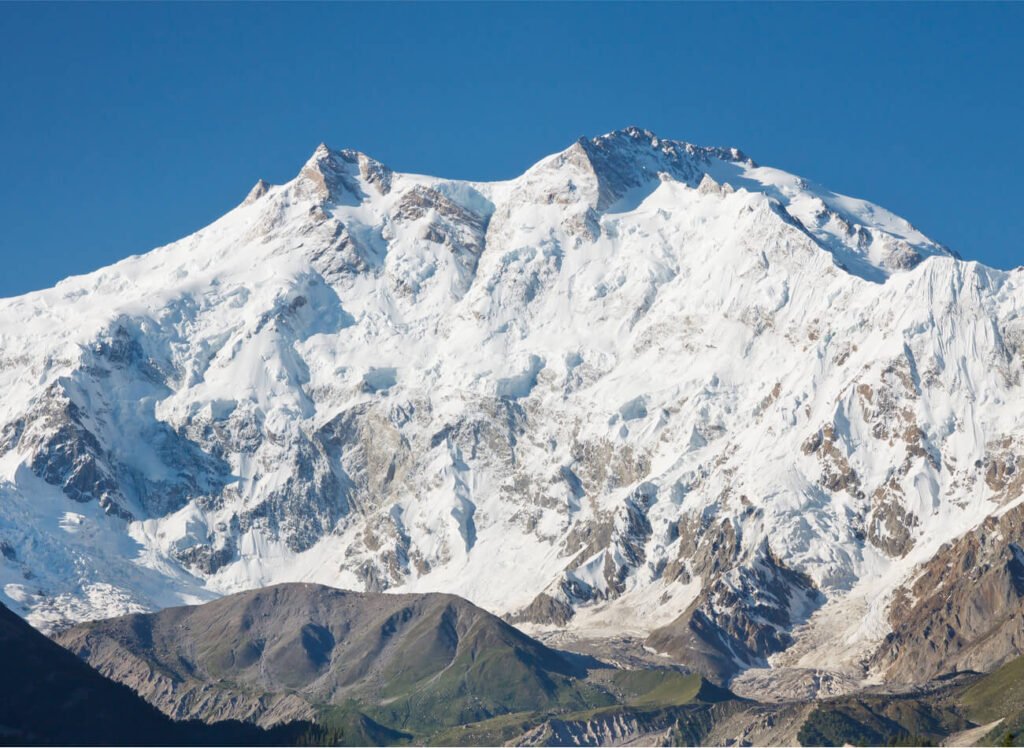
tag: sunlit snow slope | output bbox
[1,127,1021,689]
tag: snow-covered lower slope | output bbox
[1,127,1020,688]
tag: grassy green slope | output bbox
[794,657,1024,748]
[424,668,738,746]
[962,657,1024,725]
[796,694,968,747]
[363,604,613,734]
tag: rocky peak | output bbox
[546,127,754,211]
[588,126,751,164]
[242,178,271,206]
[295,143,392,204]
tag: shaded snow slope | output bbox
[0,127,1018,688]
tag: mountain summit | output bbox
[0,129,1018,695]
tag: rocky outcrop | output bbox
[515,706,720,747]
[872,501,1024,683]
[646,546,824,683]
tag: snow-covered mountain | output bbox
[2,126,1022,691]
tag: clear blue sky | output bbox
[1,2,1022,297]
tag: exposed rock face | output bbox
[646,546,824,682]
[514,705,725,747]
[1,126,1022,692]
[872,501,1024,683]
[508,592,576,627]
[703,701,815,748]
[0,336,232,522]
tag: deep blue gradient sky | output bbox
[1,2,1022,298]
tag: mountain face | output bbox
[1,126,1022,692]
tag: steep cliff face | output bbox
[1,126,1023,688]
